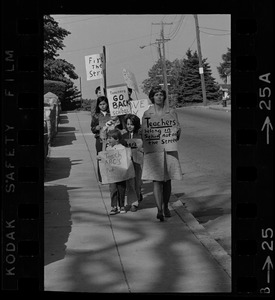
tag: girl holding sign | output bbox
[122,114,143,212]
[141,87,182,222]
[91,96,112,182]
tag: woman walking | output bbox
[141,87,183,221]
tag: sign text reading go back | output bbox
[85,54,104,81]
[107,84,131,116]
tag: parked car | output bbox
[44,119,49,159]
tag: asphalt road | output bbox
[172,107,231,255]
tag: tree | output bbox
[44,80,66,101]
[217,48,231,83]
[173,49,219,105]
[44,58,78,84]
[141,58,173,96]
[141,49,219,106]
[44,15,70,60]
[44,15,80,107]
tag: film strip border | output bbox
[2,0,43,291]
[1,0,274,295]
[232,1,274,295]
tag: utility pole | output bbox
[152,21,172,99]
[79,76,83,108]
[103,46,107,94]
[194,14,207,106]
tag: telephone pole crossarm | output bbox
[152,21,173,100]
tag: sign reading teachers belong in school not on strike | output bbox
[142,115,179,153]
[85,53,104,80]
[107,84,131,116]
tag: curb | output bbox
[178,105,231,112]
[208,106,231,112]
[170,197,231,278]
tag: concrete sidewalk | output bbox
[44,111,231,293]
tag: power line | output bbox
[189,37,196,49]
[59,32,159,54]
[200,26,230,32]
[53,14,87,19]
[200,30,230,36]
[168,15,178,36]
[58,16,105,24]
[167,15,185,40]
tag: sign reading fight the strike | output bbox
[142,115,178,153]
[107,84,131,116]
[85,53,104,80]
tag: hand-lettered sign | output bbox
[142,115,179,153]
[85,53,104,80]
[107,84,131,117]
[124,138,143,164]
[98,115,111,128]
[129,99,149,122]
[98,148,135,184]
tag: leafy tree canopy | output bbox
[142,49,220,106]
[44,15,71,60]
[217,47,231,83]
[44,15,80,106]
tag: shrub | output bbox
[44,80,66,102]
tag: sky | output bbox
[52,14,230,100]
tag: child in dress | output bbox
[101,129,129,215]
[122,114,143,212]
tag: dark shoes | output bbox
[120,207,127,214]
[109,207,120,215]
[164,207,171,218]
[157,208,171,221]
[157,212,164,222]
[130,205,138,212]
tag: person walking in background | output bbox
[95,86,105,98]
[141,87,183,222]
[98,129,129,215]
[91,96,111,183]
[122,114,143,212]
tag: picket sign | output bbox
[124,138,143,164]
[142,114,178,153]
[98,147,135,184]
[85,53,104,81]
[122,68,139,93]
[129,99,149,122]
[107,84,131,117]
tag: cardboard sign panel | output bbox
[98,148,135,184]
[107,84,131,117]
[142,115,178,153]
[122,68,139,93]
[124,138,143,164]
[98,115,111,127]
[130,99,149,122]
[85,53,104,81]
